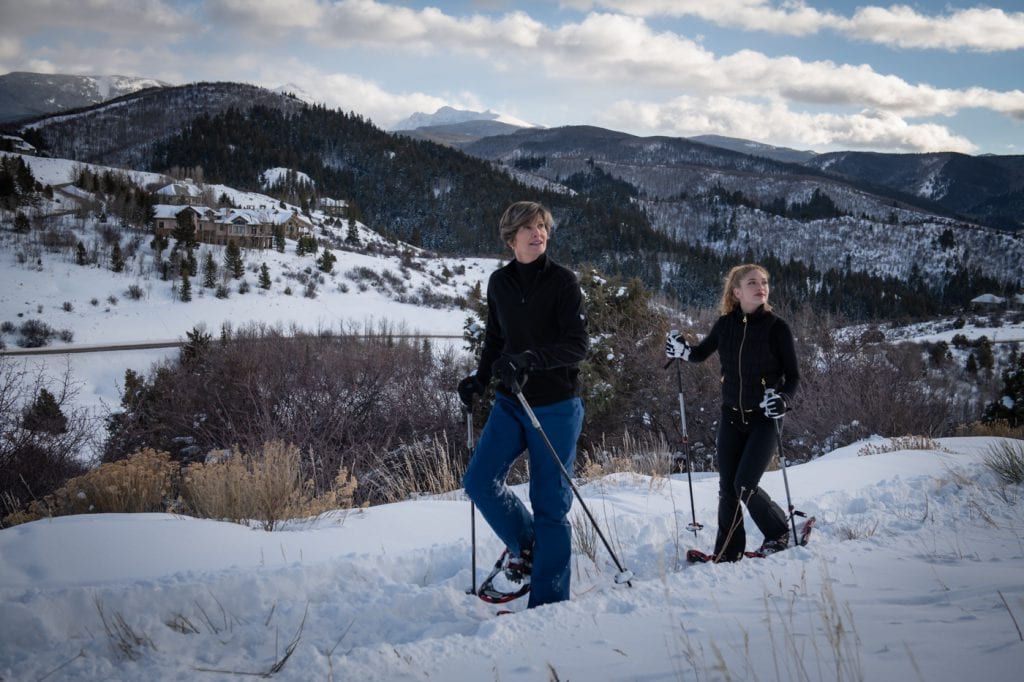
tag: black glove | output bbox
[759,388,789,419]
[665,330,691,360]
[492,351,538,392]
[457,374,485,406]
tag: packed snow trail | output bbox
[2,437,1023,680]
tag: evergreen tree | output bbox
[346,217,360,245]
[317,248,336,273]
[259,262,272,289]
[75,241,88,266]
[202,251,218,288]
[224,240,244,278]
[185,248,198,278]
[181,326,211,364]
[110,243,125,272]
[273,225,286,253]
[296,234,318,256]
[983,349,1024,426]
[150,230,168,255]
[173,210,197,248]
[22,388,68,434]
[180,270,192,302]
[13,211,30,234]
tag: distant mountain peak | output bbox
[272,83,320,105]
[390,106,534,132]
[0,71,170,123]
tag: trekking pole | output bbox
[669,350,702,537]
[464,402,478,595]
[511,380,634,587]
[770,403,800,547]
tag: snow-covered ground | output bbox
[2,436,1023,680]
[3,148,1024,681]
[2,151,503,418]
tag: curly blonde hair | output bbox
[719,264,772,315]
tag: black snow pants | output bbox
[713,407,790,561]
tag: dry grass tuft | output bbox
[983,439,1024,485]
[2,449,178,526]
[181,440,357,531]
[857,435,946,457]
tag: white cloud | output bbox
[568,0,1024,51]
[0,0,198,36]
[311,0,543,54]
[601,95,979,154]
[205,0,326,31]
[251,59,480,128]
[844,5,1024,52]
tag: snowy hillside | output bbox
[1,436,1022,680]
[1,152,500,419]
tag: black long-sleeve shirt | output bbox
[689,306,800,415]
[477,254,588,406]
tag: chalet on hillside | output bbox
[154,182,205,206]
[1,135,36,155]
[151,204,312,249]
[319,197,348,219]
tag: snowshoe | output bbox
[688,516,816,563]
[745,515,816,558]
[477,548,531,604]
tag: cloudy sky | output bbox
[1,0,1022,155]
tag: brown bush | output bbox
[103,320,466,503]
[3,449,177,526]
[180,440,357,530]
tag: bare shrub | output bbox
[0,357,93,523]
[104,321,464,505]
[957,420,1024,440]
[181,441,357,530]
[779,312,965,460]
[17,318,57,347]
[4,449,176,526]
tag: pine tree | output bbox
[110,243,125,272]
[317,248,336,273]
[22,388,68,434]
[75,241,88,266]
[259,262,272,289]
[13,211,30,233]
[273,225,286,253]
[983,349,1023,426]
[180,270,192,302]
[346,217,360,245]
[173,210,197,248]
[202,251,217,288]
[180,326,211,364]
[224,240,244,279]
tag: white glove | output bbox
[759,388,788,419]
[665,330,690,361]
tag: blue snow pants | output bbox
[463,392,584,609]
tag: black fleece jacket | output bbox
[688,306,800,417]
[476,254,588,406]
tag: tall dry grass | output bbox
[180,440,357,531]
[2,448,178,526]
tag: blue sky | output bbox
[1,0,1022,155]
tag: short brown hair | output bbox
[498,201,552,249]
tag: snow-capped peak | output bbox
[390,106,534,131]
